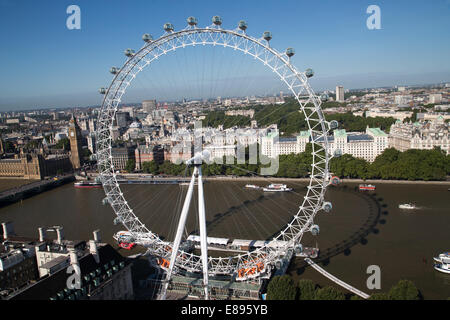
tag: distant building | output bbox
[262,127,388,162]
[394,95,413,105]
[336,85,345,102]
[225,109,255,118]
[429,94,442,104]
[142,100,157,114]
[87,134,96,154]
[389,117,449,154]
[164,141,193,164]
[204,145,236,161]
[134,145,164,170]
[111,147,135,171]
[115,112,129,129]
[325,127,388,162]
[0,150,72,180]
[364,110,413,122]
[261,132,305,159]
[416,112,450,121]
[88,118,97,133]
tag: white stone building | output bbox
[261,127,389,162]
[389,117,449,154]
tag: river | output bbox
[0,179,448,299]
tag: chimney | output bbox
[38,227,46,242]
[2,221,14,240]
[69,249,79,267]
[56,226,64,244]
[93,229,101,242]
[89,240,99,264]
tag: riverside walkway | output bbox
[0,174,75,206]
[304,258,370,299]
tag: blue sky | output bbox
[0,0,449,110]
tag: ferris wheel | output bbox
[96,16,337,300]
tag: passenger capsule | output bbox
[142,33,153,42]
[163,23,174,32]
[212,16,222,25]
[238,20,247,31]
[124,48,135,58]
[286,47,295,57]
[113,217,122,225]
[329,120,339,130]
[109,67,119,75]
[89,154,97,161]
[305,68,314,78]
[263,31,272,41]
[311,224,320,236]
[98,87,107,95]
[295,244,303,254]
[320,93,329,102]
[330,176,341,186]
[323,201,333,213]
[102,197,110,205]
[275,260,282,269]
[187,16,198,26]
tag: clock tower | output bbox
[68,115,83,169]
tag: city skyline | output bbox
[0,0,449,110]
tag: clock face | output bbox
[70,132,74,137]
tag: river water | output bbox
[0,179,448,299]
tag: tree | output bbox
[296,279,316,300]
[125,159,136,173]
[82,148,92,159]
[388,280,420,300]
[266,275,296,300]
[314,286,345,300]
[55,137,71,151]
[3,140,16,153]
[142,161,159,174]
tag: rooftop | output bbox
[11,243,128,300]
[367,127,388,137]
[334,129,347,138]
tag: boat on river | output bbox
[74,181,102,188]
[398,203,416,210]
[359,184,375,191]
[262,184,292,192]
[433,252,450,274]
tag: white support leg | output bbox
[160,167,198,300]
[197,166,209,300]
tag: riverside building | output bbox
[261,127,388,162]
[388,117,449,154]
[1,224,134,300]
